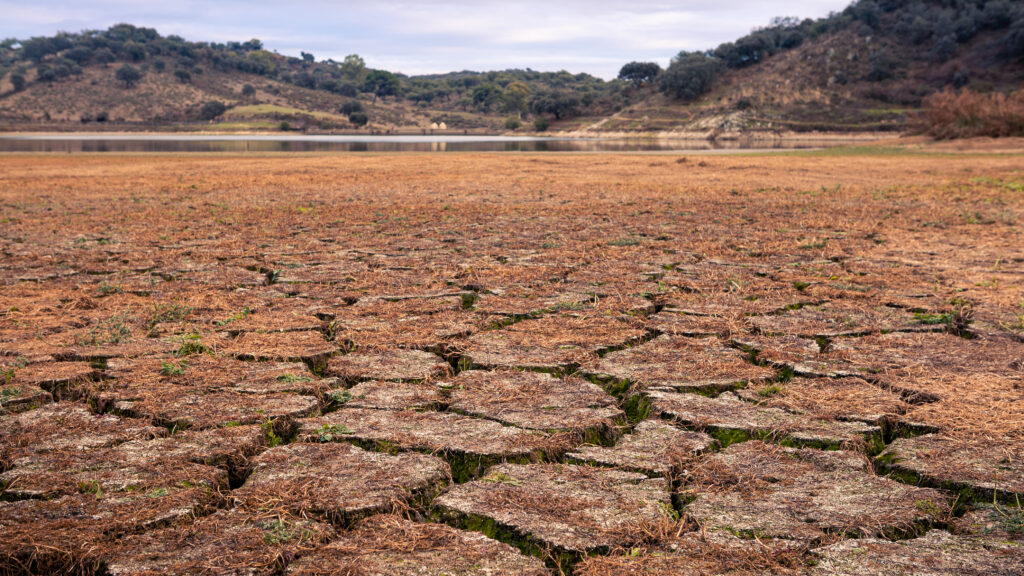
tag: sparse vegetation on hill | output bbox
[602,0,1024,135]
[0,23,616,131]
[0,1,1022,134]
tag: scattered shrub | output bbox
[334,83,359,97]
[529,91,580,120]
[930,34,958,63]
[866,50,896,82]
[340,100,363,115]
[94,48,115,67]
[115,64,143,88]
[618,61,662,87]
[199,100,227,120]
[1006,10,1024,57]
[952,69,970,89]
[348,111,369,127]
[659,52,724,101]
[36,67,56,83]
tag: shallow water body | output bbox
[0,134,856,153]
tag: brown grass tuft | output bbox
[921,89,1024,140]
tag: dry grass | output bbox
[921,90,1024,140]
[576,531,806,576]
[682,442,948,542]
[105,507,334,576]
[1,148,1023,573]
[738,377,910,425]
[287,514,548,576]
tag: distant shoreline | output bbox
[0,127,895,143]
[544,129,893,143]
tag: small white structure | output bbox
[430,122,439,130]
[439,122,448,130]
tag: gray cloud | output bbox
[1,0,853,78]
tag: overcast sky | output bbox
[1,1,854,78]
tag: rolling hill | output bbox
[0,0,1021,135]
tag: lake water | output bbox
[0,134,851,153]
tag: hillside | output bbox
[0,63,452,132]
[0,25,611,133]
[0,1,1022,135]
[590,0,1024,136]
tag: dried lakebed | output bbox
[1,152,1023,575]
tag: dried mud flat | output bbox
[1,150,1023,575]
